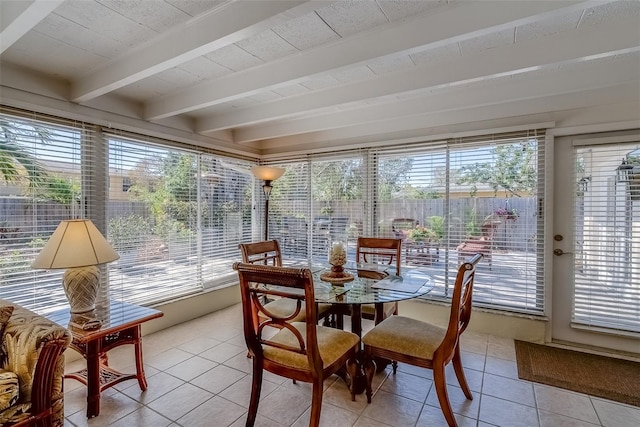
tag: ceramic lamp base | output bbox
[320,268,354,285]
[63,265,100,314]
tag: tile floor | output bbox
[63,304,640,427]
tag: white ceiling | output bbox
[1,0,639,156]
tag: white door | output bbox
[552,131,640,354]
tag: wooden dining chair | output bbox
[233,262,359,427]
[355,237,402,324]
[239,240,333,325]
[361,253,482,427]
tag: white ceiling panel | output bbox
[0,0,638,154]
[2,31,105,78]
[272,12,341,50]
[204,43,263,72]
[580,0,640,27]
[236,29,299,62]
[96,0,194,32]
[34,13,124,60]
[377,0,448,22]
[52,1,157,46]
[165,0,228,17]
[516,10,582,43]
[316,0,389,37]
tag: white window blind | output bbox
[107,135,256,304]
[573,138,640,333]
[0,107,93,313]
[200,155,254,286]
[267,153,367,264]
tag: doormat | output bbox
[514,340,640,407]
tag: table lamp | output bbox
[251,166,285,241]
[32,219,120,313]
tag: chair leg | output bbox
[363,356,376,404]
[433,363,457,427]
[309,379,324,427]
[346,357,358,402]
[452,344,473,400]
[246,357,263,427]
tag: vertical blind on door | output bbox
[572,137,640,333]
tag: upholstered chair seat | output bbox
[362,316,445,360]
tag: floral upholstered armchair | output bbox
[0,300,71,427]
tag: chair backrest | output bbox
[239,240,282,266]
[356,237,402,275]
[481,220,500,241]
[233,262,322,375]
[391,218,418,239]
[440,253,482,356]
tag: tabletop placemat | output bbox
[371,275,423,294]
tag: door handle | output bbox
[553,249,573,256]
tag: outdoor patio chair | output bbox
[456,218,500,270]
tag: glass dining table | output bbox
[311,261,435,338]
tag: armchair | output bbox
[0,300,71,427]
[456,218,500,269]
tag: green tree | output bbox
[456,141,537,197]
[0,120,50,190]
[312,159,364,202]
[38,175,80,206]
[378,158,413,200]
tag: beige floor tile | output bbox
[534,384,599,424]
[177,337,223,354]
[591,398,640,427]
[479,394,539,427]
[200,341,246,363]
[444,363,484,393]
[415,403,477,427]
[66,391,141,427]
[119,371,185,404]
[218,375,279,408]
[147,382,214,420]
[379,370,433,403]
[177,395,246,427]
[538,410,600,427]
[361,390,423,427]
[322,377,369,413]
[292,401,360,427]
[223,351,253,373]
[190,364,246,394]
[352,416,392,427]
[486,341,517,361]
[482,372,535,406]
[228,413,286,427]
[144,347,194,371]
[107,406,173,427]
[460,350,487,372]
[425,382,480,420]
[484,355,519,379]
[164,355,218,381]
[460,333,488,355]
[257,385,312,426]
